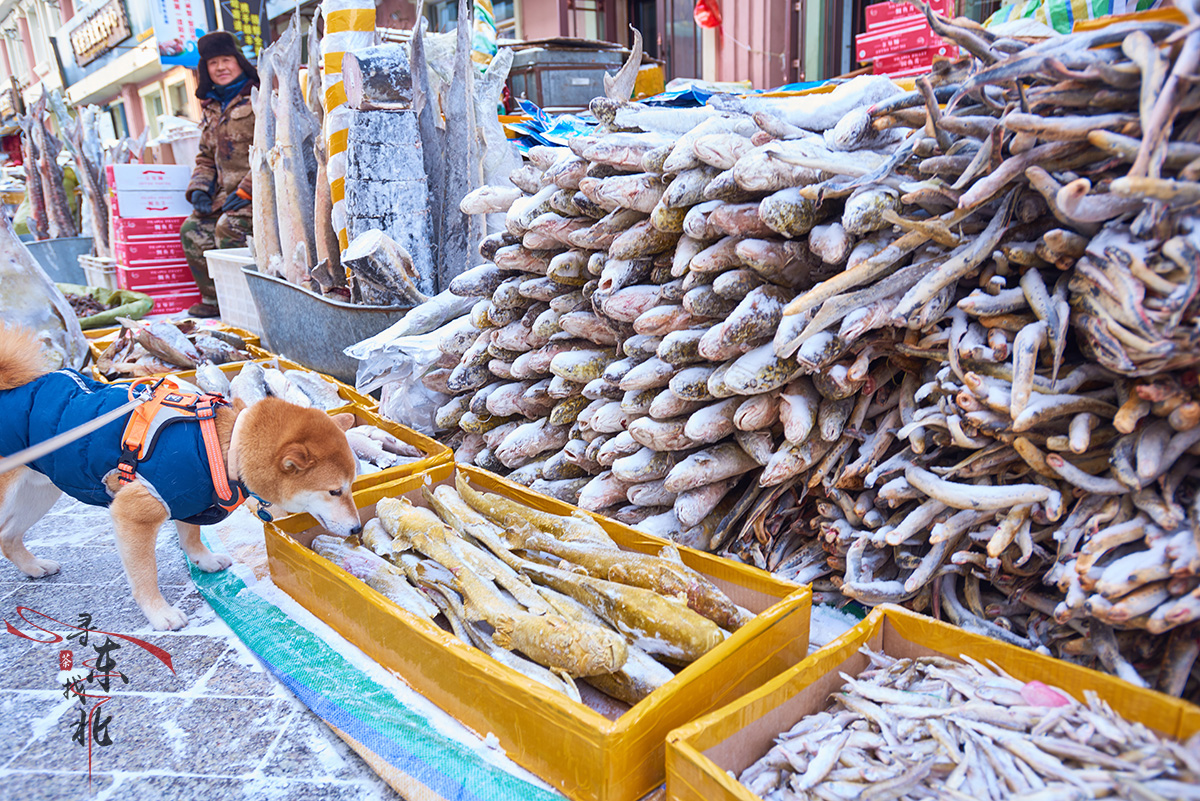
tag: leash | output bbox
[0,380,163,476]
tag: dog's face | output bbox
[235,399,361,536]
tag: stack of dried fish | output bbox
[96,319,253,380]
[739,647,1200,800]
[312,472,749,707]
[413,9,1200,697]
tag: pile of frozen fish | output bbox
[740,648,1200,801]
[312,472,750,707]
[95,319,254,379]
[250,12,343,298]
[409,8,1200,696]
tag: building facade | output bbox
[0,0,204,141]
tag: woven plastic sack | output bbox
[985,0,1162,34]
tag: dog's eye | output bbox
[328,489,342,497]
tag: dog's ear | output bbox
[232,397,248,414]
[329,413,356,432]
[279,444,313,474]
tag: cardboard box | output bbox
[665,605,1200,801]
[873,43,957,74]
[855,17,938,62]
[110,191,193,219]
[113,216,188,241]
[106,164,192,192]
[116,262,194,291]
[113,238,186,264]
[265,463,812,801]
[864,0,951,29]
[146,288,204,315]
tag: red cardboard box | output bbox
[855,17,938,62]
[116,262,195,291]
[148,288,204,315]
[865,0,951,30]
[873,43,958,74]
[113,239,186,264]
[112,216,188,241]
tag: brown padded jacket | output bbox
[186,82,255,218]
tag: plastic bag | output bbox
[362,325,456,436]
[0,214,87,369]
[56,282,154,329]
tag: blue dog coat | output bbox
[0,370,243,525]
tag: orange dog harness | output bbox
[116,379,254,518]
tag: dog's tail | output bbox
[0,322,52,391]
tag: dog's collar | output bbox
[226,411,273,522]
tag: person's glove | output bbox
[222,188,251,213]
[191,190,213,215]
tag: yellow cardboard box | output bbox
[665,604,1200,801]
[264,462,812,801]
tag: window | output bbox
[140,86,165,139]
[167,81,189,118]
[107,102,127,140]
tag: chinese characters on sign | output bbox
[151,0,208,68]
[5,607,174,779]
[217,0,265,58]
[68,0,133,67]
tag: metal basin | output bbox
[242,266,412,385]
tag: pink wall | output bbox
[60,0,75,24]
[519,0,563,40]
[713,0,795,90]
[120,84,146,134]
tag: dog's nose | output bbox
[349,524,362,537]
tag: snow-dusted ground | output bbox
[0,491,855,800]
[0,495,410,800]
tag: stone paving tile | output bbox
[0,693,75,769]
[100,774,397,801]
[199,646,278,698]
[0,545,128,587]
[1,582,150,636]
[0,770,116,799]
[11,695,292,776]
[262,706,388,783]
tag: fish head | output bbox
[236,398,361,536]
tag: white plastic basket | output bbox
[78,255,118,291]
[205,247,263,336]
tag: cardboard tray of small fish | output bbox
[101,356,379,416]
[665,604,1200,801]
[84,318,260,349]
[88,319,269,384]
[263,461,812,801]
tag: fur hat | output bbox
[198,31,241,61]
[195,32,259,100]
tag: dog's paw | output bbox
[146,606,188,631]
[20,558,60,579]
[193,552,233,573]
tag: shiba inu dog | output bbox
[0,322,362,630]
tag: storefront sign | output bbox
[68,0,133,67]
[215,0,265,57]
[150,0,208,68]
